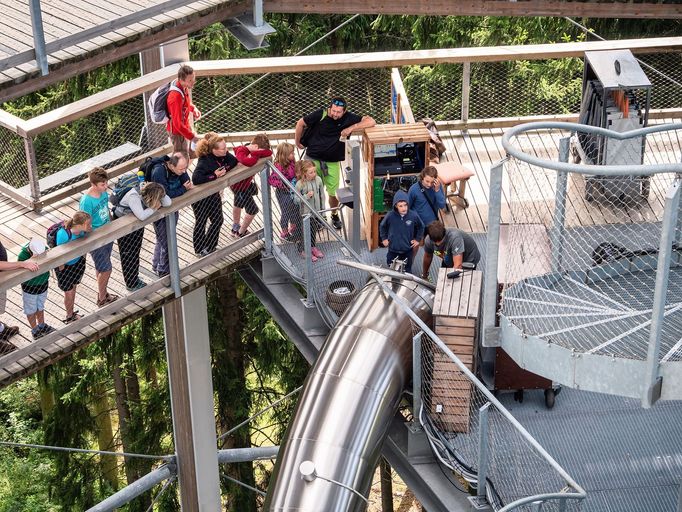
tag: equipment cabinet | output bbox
[362,124,430,250]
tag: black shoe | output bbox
[331,215,342,230]
[0,324,19,341]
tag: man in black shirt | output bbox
[295,97,375,229]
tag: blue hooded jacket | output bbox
[407,178,446,227]
[379,190,424,253]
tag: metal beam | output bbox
[27,0,48,76]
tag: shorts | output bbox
[307,158,340,197]
[234,191,259,216]
[169,133,196,159]
[55,256,86,292]
[23,290,47,316]
[90,242,114,273]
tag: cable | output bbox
[0,440,172,460]
[220,472,266,496]
[144,475,176,512]
[197,13,361,124]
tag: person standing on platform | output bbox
[80,167,119,307]
[407,165,446,235]
[149,152,192,277]
[379,190,424,274]
[166,64,202,158]
[0,239,39,350]
[294,96,375,230]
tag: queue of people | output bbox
[0,71,479,349]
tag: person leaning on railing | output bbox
[114,182,171,290]
[149,152,193,277]
[191,132,238,257]
[0,239,39,350]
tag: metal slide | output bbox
[264,274,434,510]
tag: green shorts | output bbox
[309,159,340,197]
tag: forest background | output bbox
[0,12,679,512]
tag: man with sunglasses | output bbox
[295,97,375,230]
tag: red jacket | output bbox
[231,146,273,191]
[166,81,196,140]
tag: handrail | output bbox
[502,121,682,175]
[262,163,586,505]
[6,37,682,137]
[0,158,269,292]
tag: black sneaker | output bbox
[0,325,19,341]
[331,215,342,230]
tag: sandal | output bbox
[63,311,83,324]
[97,293,119,307]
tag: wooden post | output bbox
[163,287,221,511]
[23,135,41,208]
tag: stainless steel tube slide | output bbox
[264,276,434,511]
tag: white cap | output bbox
[29,238,46,255]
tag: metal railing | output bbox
[259,161,586,510]
[2,38,682,209]
[485,121,682,407]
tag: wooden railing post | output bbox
[23,136,41,208]
[461,61,471,124]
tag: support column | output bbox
[163,287,221,511]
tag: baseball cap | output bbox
[29,238,47,255]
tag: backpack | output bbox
[147,81,184,124]
[138,155,170,183]
[46,221,70,248]
[300,108,327,148]
[109,172,142,207]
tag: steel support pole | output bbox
[303,215,315,307]
[162,287,221,511]
[412,333,423,421]
[461,62,471,124]
[550,137,570,273]
[253,0,264,26]
[28,0,49,76]
[166,213,181,298]
[217,446,279,464]
[260,167,273,256]
[350,141,362,253]
[643,179,680,407]
[482,160,505,346]
[87,463,176,512]
[477,402,491,499]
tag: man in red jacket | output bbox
[166,64,202,157]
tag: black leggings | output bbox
[192,193,224,253]
[118,228,145,288]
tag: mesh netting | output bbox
[500,125,682,361]
[416,327,583,511]
[0,127,29,190]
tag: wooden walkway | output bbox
[0,125,680,387]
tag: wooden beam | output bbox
[0,0,252,103]
[0,109,28,135]
[20,36,682,137]
[264,0,682,19]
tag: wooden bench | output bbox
[19,142,142,196]
[433,160,475,209]
[429,267,483,433]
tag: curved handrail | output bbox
[502,121,682,175]
[499,491,582,512]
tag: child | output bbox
[294,160,325,262]
[0,240,39,349]
[232,133,272,237]
[269,142,298,239]
[18,239,55,340]
[379,190,424,274]
[53,211,92,323]
[79,167,118,307]
[115,182,170,290]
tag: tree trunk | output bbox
[112,350,137,485]
[36,368,54,422]
[380,457,394,512]
[210,274,257,512]
[92,381,119,490]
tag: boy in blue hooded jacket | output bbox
[379,190,424,274]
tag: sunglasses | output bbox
[331,99,346,107]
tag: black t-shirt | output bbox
[0,241,6,262]
[303,108,362,162]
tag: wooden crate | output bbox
[429,268,482,433]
